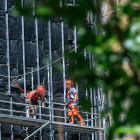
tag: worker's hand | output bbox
[31,106,34,110]
[42,105,45,108]
[73,101,77,106]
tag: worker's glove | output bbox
[73,101,77,106]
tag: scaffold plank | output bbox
[0,114,45,128]
[0,114,104,134]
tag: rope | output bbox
[0,45,79,79]
[13,81,28,95]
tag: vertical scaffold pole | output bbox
[21,0,26,102]
[91,54,94,140]
[98,87,102,140]
[31,68,35,140]
[84,50,89,127]
[33,0,42,139]
[89,7,94,139]
[61,18,67,140]
[5,0,13,139]
[48,20,53,121]
[31,68,34,91]
[73,2,80,139]
[47,63,53,140]
[74,26,80,139]
[48,19,54,137]
[60,1,66,138]
[74,26,78,96]
[21,0,28,138]
[94,0,98,139]
[94,88,97,140]
[89,52,94,140]
[90,88,94,140]
[101,88,106,140]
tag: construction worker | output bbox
[66,80,85,125]
[26,85,45,119]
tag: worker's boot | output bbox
[79,120,86,125]
[68,115,74,124]
[76,114,86,125]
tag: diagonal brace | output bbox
[24,121,51,140]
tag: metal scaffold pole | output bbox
[94,88,98,140]
[24,121,51,140]
[74,24,81,140]
[60,1,67,139]
[33,0,42,139]
[101,87,106,140]
[47,63,53,140]
[74,26,78,96]
[61,18,67,140]
[97,87,102,140]
[48,19,54,138]
[84,49,89,128]
[91,54,95,140]
[5,0,13,139]
[89,52,94,140]
[21,0,28,138]
[31,68,36,140]
[48,20,53,121]
[31,68,34,91]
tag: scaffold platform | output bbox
[0,114,103,134]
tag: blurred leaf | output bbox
[79,98,91,112]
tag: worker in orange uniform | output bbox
[66,80,85,125]
[26,85,45,119]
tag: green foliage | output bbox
[15,0,140,139]
[79,97,92,112]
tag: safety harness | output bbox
[65,89,76,106]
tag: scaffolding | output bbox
[0,0,109,139]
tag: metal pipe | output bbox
[31,68,35,140]
[98,87,102,140]
[48,20,54,123]
[61,16,67,139]
[21,0,26,95]
[35,19,40,85]
[33,0,42,138]
[74,26,79,118]
[0,100,101,115]
[94,89,98,140]
[0,107,101,123]
[31,68,34,91]
[5,0,13,139]
[21,0,28,138]
[101,88,106,140]
[90,88,94,140]
[84,49,89,126]
[91,54,94,140]
[24,121,51,140]
[47,63,53,140]
[0,107,69,119]
[61,20,66,121]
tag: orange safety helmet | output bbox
[66,80,73,85]
[37,85,45,94]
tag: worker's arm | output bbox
[41,97,45,108]
[74,92,78,101]
[28,91,36,109]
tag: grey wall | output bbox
[0,0,89,139]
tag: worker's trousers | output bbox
[68,104,85,125]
